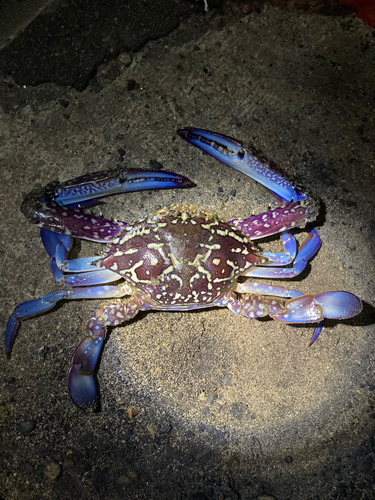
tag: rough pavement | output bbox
[0,1,374,499]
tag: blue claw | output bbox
[52,168,193,206]
[315,291,363,319]
[178,127,306,203]
[34,168,192,277]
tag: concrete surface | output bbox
[0,1,374,499]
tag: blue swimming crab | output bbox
[5,128,362,409]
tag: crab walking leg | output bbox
[243,227,321,278]
[62,269,121,287]
[40,229,73,281]
[271,292,362,344]
[62,256,106,273]
[260,231,298,266]
[5,290,70,356]
[48,251,108,283]
[5,284,133,357]
[236,282,303,298]
[68,295,153,409]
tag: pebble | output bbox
[230,402,248,420]
[19,420,36,435]
[149,159,163,170]
[119,471,137,484]
[257,496,277,500]
[207,392,218,404]
[58,99,69,108]
[127,407,135,419]
[119,53,132,66]
[241,4,253,15]
[159,423,172,434]
[38,346,50,360]
[127,79,137,91]
[88,79,103,93]
[44,462,61,481]
[119,475,131,484]
[35,445,48,458]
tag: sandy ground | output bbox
[0,2,374,499]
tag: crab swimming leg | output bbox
[68,294,153,409]
[23,167,192,280]
[5,281,153,408]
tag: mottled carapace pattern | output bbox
[99,204,267,309]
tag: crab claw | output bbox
[51,167,193,207]
[314,291,363,320]
[272,291,362,345]
[22,167,193,280]
[273,291,362,324]
[178,127,305,203]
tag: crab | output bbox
[5,128,362,409]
